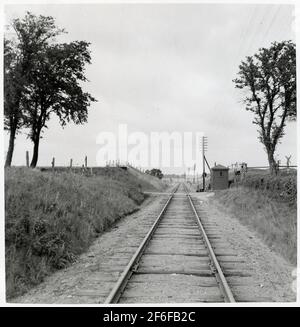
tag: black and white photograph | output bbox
[1,0,298,308]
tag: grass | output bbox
[232,170,297,205]
[5,167,160,299]
[211,171,297,265]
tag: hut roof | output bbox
[211,164,229,170]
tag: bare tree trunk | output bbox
[267,148,278,175]
[5,125,17,167]
[30,132,41,168]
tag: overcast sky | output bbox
[3,2,296,173]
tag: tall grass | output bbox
[236,170,297,206]
[212,172,297,265]
[5,167,153,299]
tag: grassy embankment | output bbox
[5,167,165,299]
[211,170,297,264]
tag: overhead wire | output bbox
[259,4,282,46]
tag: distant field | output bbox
[5,167,165,299]
[211,170,297,264]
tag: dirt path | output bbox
[12,191,296,303]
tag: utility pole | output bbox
[193,163,196,184]
[202,136,208,191]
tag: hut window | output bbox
[220,171,222,176]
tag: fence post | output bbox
[241,165,246,181]
[285,155,291,172]
[26,151,29,167]
[85,156,87,168]
[51,157,55,172]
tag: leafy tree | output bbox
[146,168,164,179]
[6,12,96,167]
[233,41,296,174]
[4,13,64,167]
[24,41,96,167]
[4,39,27,167]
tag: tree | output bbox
[25,41,96,167]
[4,13,64,167]
[4,38,27,167]
[233,41,296,174]
[146,168,164,179]
[7,12,96,167]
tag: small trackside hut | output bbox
[210,164,229,190]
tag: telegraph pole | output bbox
[202,136,208,190]
[193,163,196,184]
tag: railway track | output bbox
[104,183,236,303]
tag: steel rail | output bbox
[184,184,236,302]
[104,183,180,303]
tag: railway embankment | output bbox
[5,167,166,299]
[13,184,295,303]
[210,171,297,265]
